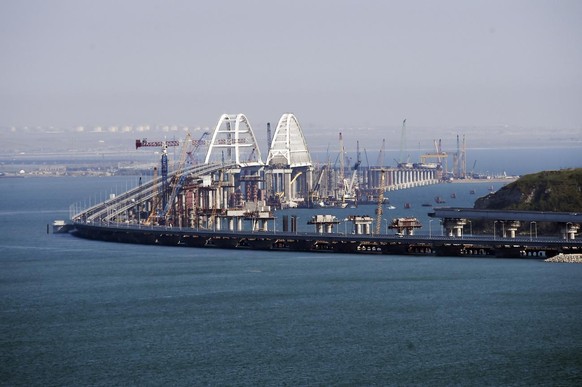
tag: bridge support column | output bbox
[443,218,467,237]
[563,223,580,240]
[506,221,520,238]
[348,216,374,235]
[284,171,292,203]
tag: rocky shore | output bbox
[544,253,582,263]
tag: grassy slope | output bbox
[472,169,582,235]
[474,169,582,212]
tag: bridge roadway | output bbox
[71,221,582,258]
[430,207,582,223]
[429,207,582,239]
[72,162,236,222]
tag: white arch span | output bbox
[266,113,312,168]
[204,113,264,167]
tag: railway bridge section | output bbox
[430,207,582,240]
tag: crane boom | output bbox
[338,132,345,195]
[346,141,361,197]
[135,136,185,225]
[376,139,385,167]
[136,139,180,149]
[399,119,407,164]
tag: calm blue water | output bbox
[1,177,582,385]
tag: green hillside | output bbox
[474,169,582,212]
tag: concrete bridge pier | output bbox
[443,218,467,237]
[227,217,245,232]
[307,215,340,234]
[562,223,580,240]
[250,218,269,232]
[225,210,245,231]
[506,221,521,238]
[348,216,374,235]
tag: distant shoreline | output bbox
[448,177,518,184]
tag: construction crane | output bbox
[312,165,327,197]
[338,132,345,198]
[266,122,272,155]
[209,169,222,229]
[376,139,385,167]
[419,138,448,168]
[209,151,226,229]
[452,134,467,179]
[398,119,407,165]
[136,137,182,223]
[145,166,159,225]
[162,133,192,224]
[345,141,361,200]
[364,148,370,170]
[186,132,209,164]
[375,169,386,235]
[470,160,477,177]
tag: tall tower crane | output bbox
[135,137,181,222]
[338,132,345,199]
[452,134,467,179]
[376,139,386,167]
[186,132,210,164]
[162,133,192,225]
[346,141,361,200]
[266,122,272,155]
[398,119,407,166]
[419,138,448,170]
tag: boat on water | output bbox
[51,220,74,234]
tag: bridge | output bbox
[67,114,582,257]
[71,113,442,228]
[429,207,582,240]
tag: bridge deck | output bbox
[430,207,582,223]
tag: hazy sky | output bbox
[1,0,581,131]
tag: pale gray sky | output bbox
[1,0,581,133]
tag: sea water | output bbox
[1,176,582,385]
